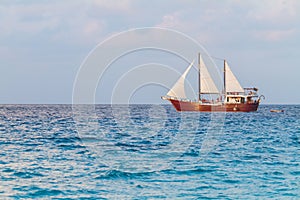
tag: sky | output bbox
[0,0,299,104]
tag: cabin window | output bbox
[241,98,245,103]
[227,97,229,102]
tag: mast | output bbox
[224,59,226,96]
[198,53,201,101]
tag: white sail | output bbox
[225,62,244,93]
[167,60,194,99]
[200,56,219,94]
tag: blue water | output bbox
[0,104,299,199]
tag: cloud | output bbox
[0,3,62,36]
[157,12,182,29]
[91,0,132,12]
[242,0,300,42]
[155,3,236,46]
[154,0,300,46]
[0,1,133,45]
[1,0,299,46]
[246,0,298,24]
[83,20,106,36]
[253,29,296,42]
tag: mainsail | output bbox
[224,62,244,93]
[166,60,194,99]
[199,56,219,94]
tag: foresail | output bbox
[167,60,194,99]
[200,56,219,94]
[225,62,244,93]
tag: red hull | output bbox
[168,99,259,112]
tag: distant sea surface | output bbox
[0,104,299,199]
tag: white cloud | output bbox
[83,20,105,36]
[242,0,300,42]
[0,1,133,45]
[154,0,300,45]
[1,0,299,46]
[154,3,236,46]
[253,29,296,42]
[0,3,63,36]
[246,0,299,24]
[91,0,132,12]
[157,13,182,29]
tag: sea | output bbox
[0,104,299,199]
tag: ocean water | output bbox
[0,104,299,199]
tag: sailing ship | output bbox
[162,54,263,112]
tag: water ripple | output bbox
[0,104,299,199]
